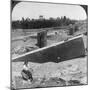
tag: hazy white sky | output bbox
[12,2,87,21]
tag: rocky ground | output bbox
[11,20,88,89]
[11,34,87,89]
[12,56,87,89]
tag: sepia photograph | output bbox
[11,0,88,89]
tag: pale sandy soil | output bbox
[12,56,87,89]
[11,21,88,89]
[11,34,87,89]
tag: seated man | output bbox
[21,61,33,82]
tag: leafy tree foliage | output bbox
[12,16,76,29]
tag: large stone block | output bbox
[12,35,85,63]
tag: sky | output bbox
[12,2,87,21]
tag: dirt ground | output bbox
[11,34,87,89]
[12,56,87,89]
[11,20,88,89]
